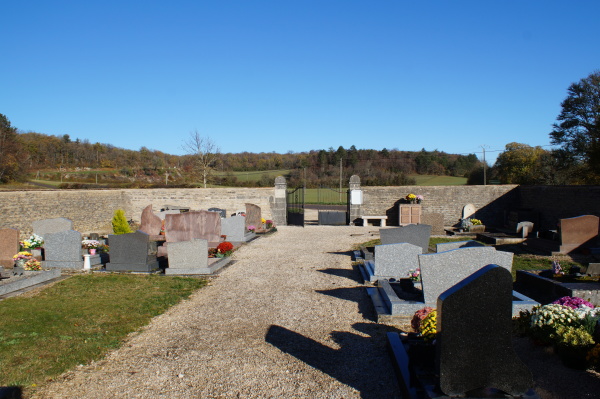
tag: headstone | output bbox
[155,210,180,220]
[380,224,432,253]
[165,210,222,244]
[421,213,445,235]
[43,230,83,269]
[105,231,159,272]
[437,265,533,396]
[32,217,73,236]
[165,239,208,275]
[461,204,476,220]
[139,205,162,235]
[436,240,485,253]
[370,243,422,281]
[419,246,513,306]
[208,208,227,218]
[221,215,247,242]
[245,203,262,229]
[516,221,534,238]
[586,263,600,276]
[558,215,599,253]
[0,228,19,268]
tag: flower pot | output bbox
[89,248,97,255]
[14,259,27,268]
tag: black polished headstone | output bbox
[437,265,533,396]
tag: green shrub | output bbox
[111,209,132,235]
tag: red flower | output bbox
[217,242,234,253]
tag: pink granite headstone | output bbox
[559,215,599,253]
[165,210,221,244]
[0,228,19,268]
[138,205,162,235]
[245,203,262,229]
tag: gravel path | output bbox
[31,226,401,399]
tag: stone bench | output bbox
[360,215,388,227]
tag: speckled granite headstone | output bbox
[419,246,513,306]
[166,239,208,270]
[437,265,533,396]
[373,243,422,280]
[165,210,221,243]
[43,230,83,269]
[32,217,73,236]
[221,215,246,242]
[0,228,19,268]
[380,224,431,253]
[559,215,599,253]
[436,240,485,253]
[139,205,162,235]
[245,203,262,229]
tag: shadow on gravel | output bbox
[265,323,402,399]
[315,287,375,322]
[318,265,362,284]
[325,250,355,257]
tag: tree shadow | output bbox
[315,286,376,322]
[265,322,402,399]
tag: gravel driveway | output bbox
[31,226,401,399]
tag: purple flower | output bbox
[552,296,594,309]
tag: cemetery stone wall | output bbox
[362,185,519,227]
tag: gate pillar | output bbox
[270,176,288,226]
[349,175,362,225]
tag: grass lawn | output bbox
[411,175,468,186]
[0,274,206,389]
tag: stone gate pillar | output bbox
[349,175,362,225]
[270,176,287,226]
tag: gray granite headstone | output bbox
[419,246,513,306]
[208,208,227,218]
[0,228,19,268]
[380,224,432,253]
[33,217,73,236]
[43,230,83,269]
[372,243,422,280]
[221,215,246,242]
[437,265,533,396]
[436,240,485,253]
[165,239,208,274]
[105,231,159,272]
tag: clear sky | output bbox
[2,1,600,165]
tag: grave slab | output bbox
[436,240,484,253]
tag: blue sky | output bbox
[2,1,600,165]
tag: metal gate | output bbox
[286,187,305,227]
[310,186,350,225]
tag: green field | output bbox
[412,175,468,186]
[213,169,290,182]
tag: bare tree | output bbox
[183,130,220,188]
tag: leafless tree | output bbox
[183,130,220,188]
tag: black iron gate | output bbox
[286,187,305,226]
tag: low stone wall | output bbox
[362,185,519,227]
[0,188,274,238]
